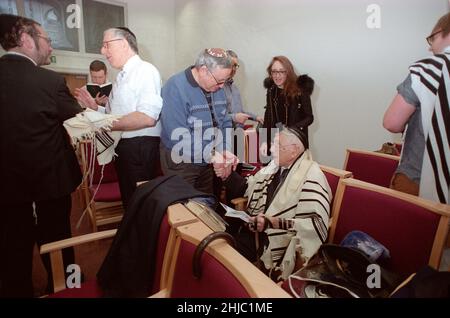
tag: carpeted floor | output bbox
[32,190,116,297]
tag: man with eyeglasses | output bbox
[160,48,237,194]
[214,126,331,282]
[383,12,450,204]
[75,27,163,209]
[0,14,83,297]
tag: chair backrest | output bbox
[154,203,199,292]
[319,164,352,208]
[343,148,400,188]
[244,128,259,164]
[42,203,199,297]
[163,210,291,298]
[329,178,449,278]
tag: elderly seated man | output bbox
[214,126,331,281]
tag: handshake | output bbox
[211,150,239,180]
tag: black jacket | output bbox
[0,54,82,202]
[263,74,314,147]
[97,175,214,297]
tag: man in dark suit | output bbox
[0,14,82,297]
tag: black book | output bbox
[86,82,112,98]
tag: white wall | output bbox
[174,0,447,168]
[2,0,447,168]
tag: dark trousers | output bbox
[0,195,74,297]
[160,145,214,194]
[114,136,160,209]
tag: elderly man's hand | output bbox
[248,213,276,232]
[211,150,239,180]
[75,87,98,110]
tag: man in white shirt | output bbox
[76,27,163,208]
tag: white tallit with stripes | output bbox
[63,108,122,165]
[409,47,450,204]
[245,150,331,280]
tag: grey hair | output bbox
[105,27,139,54]
[194,49,232,70]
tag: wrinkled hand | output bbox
[234,112,251,125]
[95,93,108,106]
[74,87,98,110]
[248,213,273,232]
[256,116,264,125]
[212,150,239,180]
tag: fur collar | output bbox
[263,74,314,96]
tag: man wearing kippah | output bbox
[214,126,331,281]
[160,48,236,194]
[75,27,163,209]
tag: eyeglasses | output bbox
[426,30,442,46]
[102,38,123,49]
[206,66,228,85]
[37,34,52,45]
[271,70,287,76]
[205,48,228,58]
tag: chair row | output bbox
[343,148,400,188]
[40,203,291,298]
[232,165,448,279]
[329,177,449,278]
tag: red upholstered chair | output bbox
[328,178,449,278]
[79,141,123,232]
[40,204,197,297]
[343,148,400,188]
[319,164,352,211]
[152,216,291,298]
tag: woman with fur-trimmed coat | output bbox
[263,56,314,148]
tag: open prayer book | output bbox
[86,82,112,98]
[184,200,228,232]
[219,203,252,224]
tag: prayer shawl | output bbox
[63,108,122,165]
[410,47,450,204]
[245,150,331,280]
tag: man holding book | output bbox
[75,27,163,209]
[214,126,331,282]
[84,60,111,106]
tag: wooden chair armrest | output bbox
[230,197,248,211]
[39,229,117,293]
[40,229,117,254]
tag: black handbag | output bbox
[288,244,400,298]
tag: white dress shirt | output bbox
[99,55,163,138]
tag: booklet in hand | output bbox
[86,82,112,98]
[220,202,252,223]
